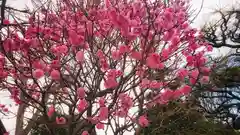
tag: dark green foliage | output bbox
[212,67,240,88]
[30,112,68,135]
[139,101,240,135]
[31,127,67,135]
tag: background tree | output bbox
[198,7,240,129]
[202,7,240,49]
[0,0,212,135]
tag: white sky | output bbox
[1,0,239,135]
[191,0,239,27]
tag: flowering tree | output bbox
[0,0,212,135]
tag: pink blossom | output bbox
[181,22,189,29]
[58,45,68,54]
[180,85,192,95]
[138,115,149,127]
[96,123,104,130]
[107,69,118,78]
[3,38,16,52]
[140,78,150,88]
[115,70,123,77]
[177,68,188,80]
[165,8,173,21]
[68,30,84,45]
[84,43,89,49]
[101,61,109,71]
[119,45,129,54]
[161,89,174,102]
[100,60,109,70]
[173,90,182,99]
[99,97,105,107]
[130,51,142,60]
[190,78,197,85]
[56,117,66,124]
[50,69,60,80]
[149,80,162,89]
[51,60,60,69]
[3,19,10,25]
[109,10,118,25]
[190,69,199,79]
[98,107,109,121]
[47,105,55,117]
[119,94,133,110]
[0,71,8,78]
[0,104,5,108]
[115,109,127,118]
[3,108,8,112]
[112,51,121,60]
[104,78,118,89]
[0,53,5,62]
[50,46,57,54]
[200,67,211,75]
[186,56,194,65]
[206,45,213,51]
[201,76,209,84]
[171,36,180,46]
[82,131,89,135]
[163,31,172,41]
[30,38,40,48]
[146,53,163,69]
[136,68,145,77]
[32,61,44,69]
[117,14,129,34]
[3,132,9,135]
[189,43,199,50]
[76,51,84,62]
[14,97,22,105]
[33,69,44,79]
[44,65,51,72]
[130,19,140,27]
[77,87,85,99]
[77,99,88,112]
[197,57,207,66]
[158,63,164,69]
[161,49,169,60]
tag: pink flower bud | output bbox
[82,131,89,135]
[3,19,10,25]
[56,117,66,124]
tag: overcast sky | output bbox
[1,0,239,134]
[191,0,238,27]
